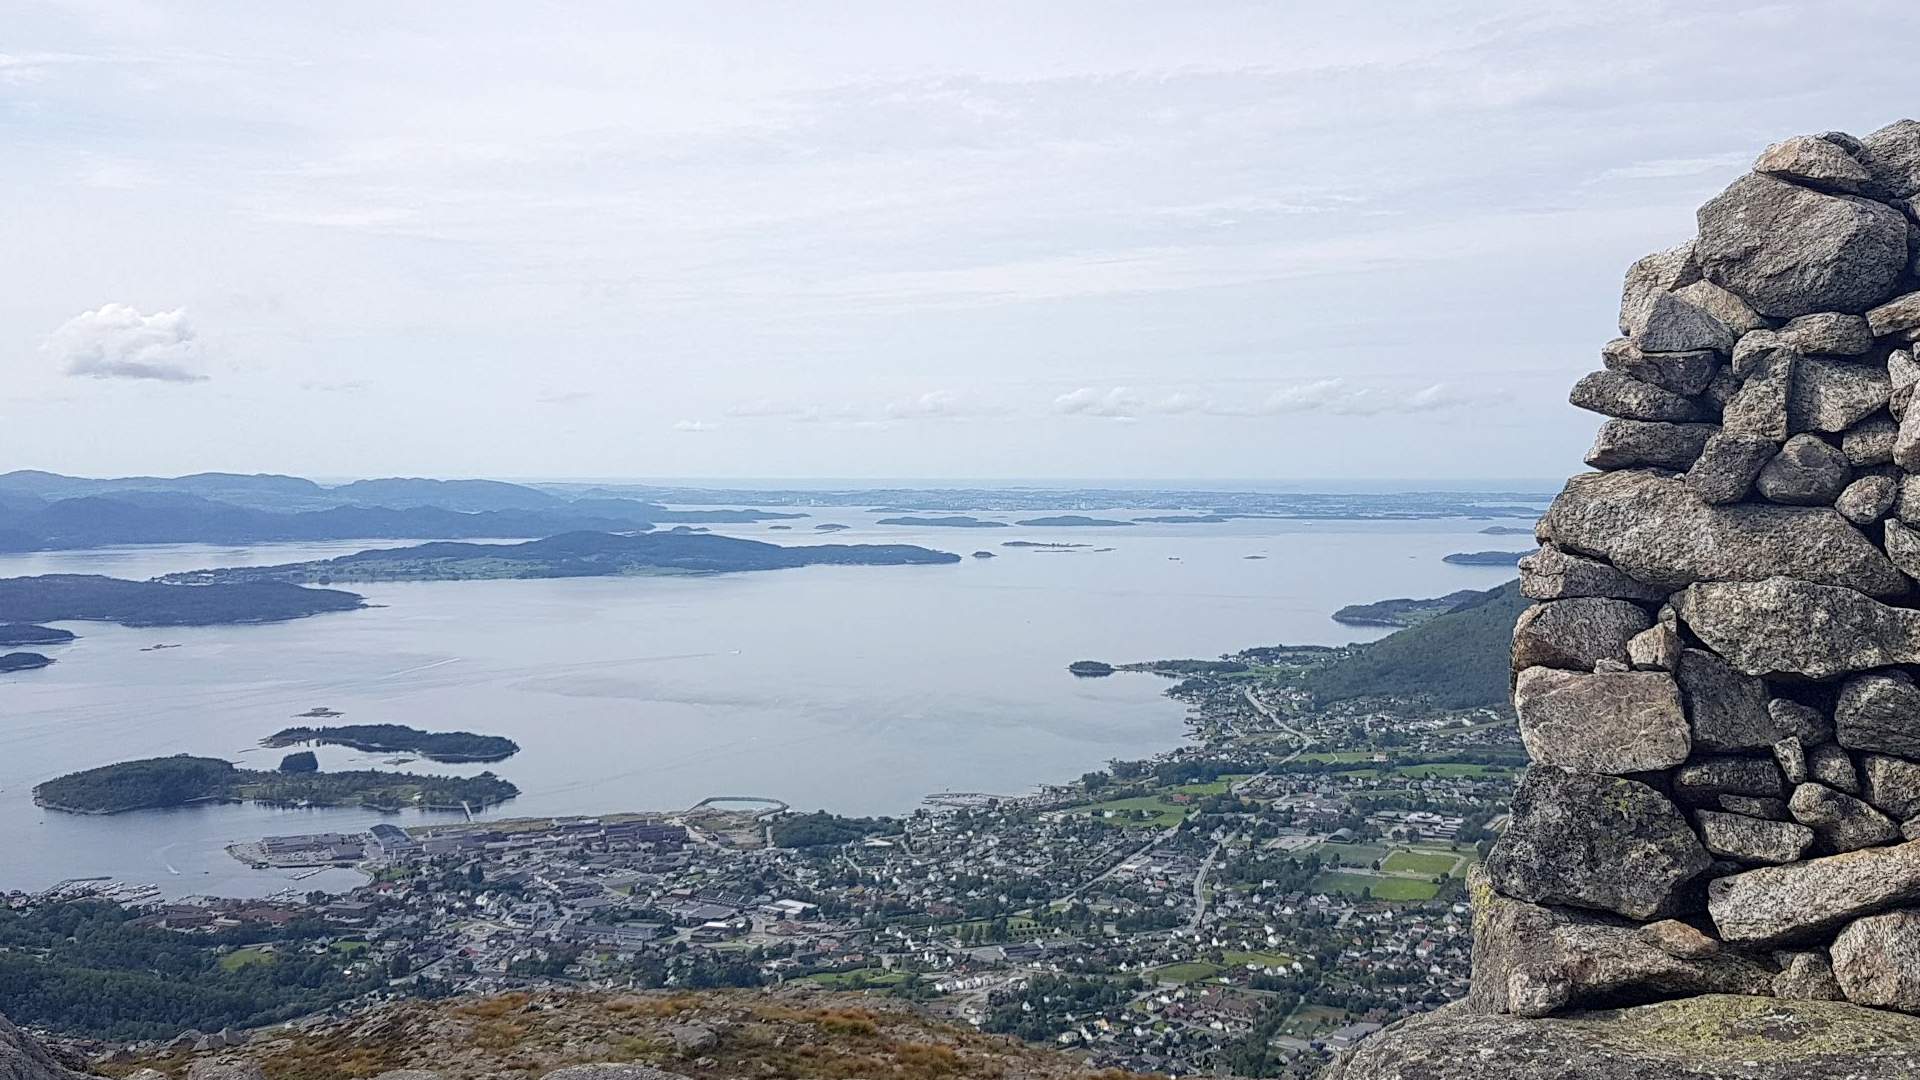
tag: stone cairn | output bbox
[1476,121,1920,1018]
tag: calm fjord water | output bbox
[0,514,1522,896]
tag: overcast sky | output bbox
[4,1,1916,483]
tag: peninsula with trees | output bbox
[0,575,364,627]
[156,531,960,585]
[33,755,519,815]
[263,724,520,763]
[0,623,76,646]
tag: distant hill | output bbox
[0,574,365,627]
[875,516,1008,528]
[159,531,962,584]
[1442,550,1529,566]
[1305,579,1525,709]
[1013,515,1134,527]
[1331,589,1488,628]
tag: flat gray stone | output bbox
[1619,242,1701,336]
[1585,420,1717,470]
[1674,280,1768,334]
[1513,667,1690,774]
[1512,599,1652,671]
[1869,290,1920,339]
[1486,767,1710,920]
[1837,670,1920,757]
[1863,754,1920,821]
[1720,795,1790,819]
[1831,909,1920,1013]
[1893,349,1920,419]
[1772,949,1845,1001]
[1789,781,1899,852]
[1634,292,1737,353]
[1696,172,1909,318]
[1755,134,1873,193]
[1602,338,1721,396]
[1570,371,1706,422]
[1754,433,1850,504]
[1789,357,1889,434]
[1861,118,1920,201]
[1544,471,1906,597]
[1627,623,1680,670]
[1694,810,1813,865]
[1674,579,1920,679]
[1674,648,1776,751]
[1807,743,1860,794]
[1769,697,1834,744]
[1779,312,1875,355]
[1673,756,1785,807]
[1773,737,1808,784]
[1841,416,1897,465]
[1518,544,1666,602]
[1837,473,1896,523]
[1720,355,1791,439]
[1684,432,1777,504]
[1707,838,1920,945]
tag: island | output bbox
[0,575,364,627]
[1477,525,1535,535]
[278,751,318,773]
[1003,541,1089,549]
[1441,550,1530,566]
[1067,660,1115,677]
[154,531,962,585]
[0,623,76,647]
[0,652,53,674]
[264,723,520,763]
[813,523,851,532]
[874,515,1008,528]
[33,754,519,814]
[1013,515,1135,527]
[1332,589,1489,628]
[1133,514,1234,524]
[970,550,996,559]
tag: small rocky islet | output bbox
[1343,121,1920,1079]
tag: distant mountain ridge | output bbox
[0,471,802,552]
[1306,579,1525,709]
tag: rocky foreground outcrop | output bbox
[1342,119,1920,1078]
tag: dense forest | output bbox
[0,575,364,627]
[265,724,520,763]
[158,530,961,586]
[769,811,898,848]
[33,754,519,814]
[0,902,384,1039]
[1304,579,1524,709]
[0,623,75,646]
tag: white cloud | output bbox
[1056,380,1504,420]
[673,419,716,432]
[45,304,207,383]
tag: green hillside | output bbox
[1304,579,1524,709]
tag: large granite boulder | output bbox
[1517,544,1666,602]
[1513,668,1690,774]
[1674,578,1920,678]
[1542,470,1906,596]
[1325,995,1920,1080]
[1836,669,1920,756]
[1619,243,1702,336]
[1707,839,1920,945]
[1788,358,1889,434]
[1674,648,1777,751]
[1830,909,1920,1012]
[1695,172,1909,318]
[1467,869,1773,1018]
[1571,371,1708,422]
[1511,599,1652,671]
[1861,119,1920,201]
[1486,767,1710,920]
[1788,782,1901,852]
[1586,420,1716,470]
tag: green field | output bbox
[1150,961,1225,983]
[1382,851,1460,876]
[1394,763,1510,779]
[218,946,273,971]
[1312,872,1441,902]
[802,967,911,989]
[1221,949,1292,969]
[1076,795,1189,828]
[1295,751,1380,764]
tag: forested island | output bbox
[156,531,960,585]
[264,724,520,763]
[1133,514,1233,523]
[0,623,75,646]
[1441,550,1529,566]
[0,652,52,674]
[1012,515,1135,527]
[874,515,1007,528]
[1003,541,1089,549]
[1331,589,1487,628]
[0,575,364,627]
[33,755,519,814]
[1477,525,1534,535]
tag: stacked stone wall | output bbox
[1478,120,1920,1017]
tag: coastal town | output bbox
[9,641,1520,1079]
